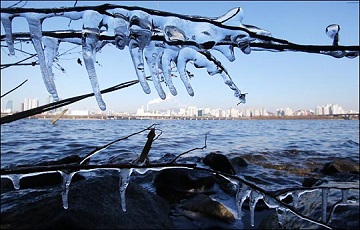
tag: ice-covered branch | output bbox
[3,4,357,111]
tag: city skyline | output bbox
[1,96,358,118]
[1,1,359,113]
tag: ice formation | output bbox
[0,4,281,110]
[118,168,133,212]
[1,5,357,110]
[2,174,22,190]
[249,190,264,226]
[58,170,77,209]
[235,182,252,218]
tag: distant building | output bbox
[277,108,293,116]
[5,99,13,113]
[69,110,89,116]
[23,98,39,110]
[187,106,198,117]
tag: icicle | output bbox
[321,188,329,223]
[119,168,133,212]
[1,13,15,55]
[249,190,264,227]
[160,47,179,96]
[144,43,166,99]
[128,12,153,95]
[24,13,59,101]
[341,188,348,204]
[2,174,22,190]
[82,10,106,111]
[175,48,196,96]
[129,39,152,95]
[42,36,60,90]
[58,170,77,209]
[235,183,251,219]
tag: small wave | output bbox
[345,139,359,146]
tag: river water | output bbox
[1,118,359,228]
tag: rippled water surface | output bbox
[1,119,359,188]
[1,118,359,228]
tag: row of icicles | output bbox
[1,167,356,228]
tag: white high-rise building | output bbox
[315,106,323,115]
[330,104,344,115]
[187,106,198,116]
[230,108,239,118]
[322,104,331,115]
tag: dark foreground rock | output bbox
[1,173,172,229]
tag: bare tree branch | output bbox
[1,79,28,98]
[170,134,207,164]
[0,78,143,125]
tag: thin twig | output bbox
[0,78,141,125]
[79,124,158,165]
[169,134,207,164]
[1,79,28,98]
[1,54,37,69]
[134,128,156,165]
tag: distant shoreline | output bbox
[17,114,359,121]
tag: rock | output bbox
[203,152,235,175]
[154,168,215,202]
[302,177,321,187]
[214,174,237,196]
[231,156,248,167]
[1,173,172,229]
[321,159,359,175]
[180,194,235,222]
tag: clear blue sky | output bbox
[1,1,359,113]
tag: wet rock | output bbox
[2,155,86,190]
[20,172,85,189]
[231,156,248,167]
[214,175,237,196]
[302,177,321,187]
[258,210,281,229]
[321,159,359,175]
[1,173,172,229]
[180,194,235,222]
[154,168,215,202]
[203,152,235,175]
